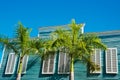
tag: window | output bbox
[106,48,118,74]
[5,53,17,74]
[42,54,55,74]
[90,49,101,73]
[58,51,70,74]
[21,55,29,74]
[17,55,29,74]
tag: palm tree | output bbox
[0,22,43,80]
[49,19,107,80]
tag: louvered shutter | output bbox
[42,54,55,74]
[65,53,70,73]
[106,48,118,73]
[58,51,70,74]
[22,55,29,74]
[91,49,101,73]
[106,49,112,73]
[58,52,64,73]
[5,53,17,74]
[49,55,55,73]
[112,49,117,73]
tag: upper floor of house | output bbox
[0,27,120,80]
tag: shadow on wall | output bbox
[27,55,40,71]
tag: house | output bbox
[0,25,120,80]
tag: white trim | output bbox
[58,52,70,74]
[91,49,101,73]
[81,23,85,34]
[42,54,56,74]
[5,53,17,74]
[0,45,6,68]
[106,48,118,74]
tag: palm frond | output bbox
[15,22,31,49]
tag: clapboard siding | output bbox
[0,49,19,80]
[0,30,120,80]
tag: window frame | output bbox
[5,53,17,74]
[58,51,70,74]
[106,48,118,74]
[42,54,56,74]
[90,49,101,73]
[17,55,29,74]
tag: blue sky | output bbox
[0,0,120,38]
[0,0,120,60]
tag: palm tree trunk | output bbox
[70,57,74,80]
[16,57,23,80]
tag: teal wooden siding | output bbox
[0,30,120,80]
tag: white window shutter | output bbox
[49,55,55,73]
[42,54,55,74]
[58,51,70,74]
[58,52,64,73]
[64,53,70,73]
[42,58,49,73]
[106,49,112,73]
[112,49,117,73]
[5,53,17,74]
[106,48,118,74]
[91,49,101,73]
[22,55,29,74]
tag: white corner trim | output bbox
[81,23,85,34]
[0,45,6,68]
